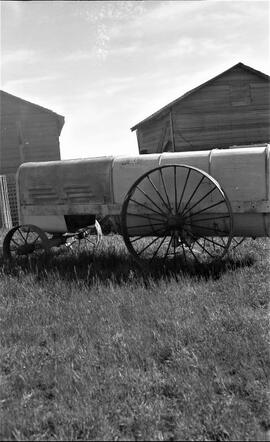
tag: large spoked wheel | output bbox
[121,164,233,268]
[3,224,50,260]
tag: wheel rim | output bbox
[66,221,102,253]
[3,225,49,260]
[230,237,246,250]
[121,164,233,267]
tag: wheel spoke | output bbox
[177,168,191,212]
[189,214,230,223]
[130,198,167,218]
[137,235,165,256]
[182,185,217,217]
[11,238,21,247]
[181,174,205,215]
[193,238,215,258]
[159,169,172,213]
[31,235,40,245]
[184,229,215,258]
[162,235,174,265]
[184,222,229,235]
[146,175,172,213]
[67,239,77,247]
[220,236,227,247]
[136,185,168,217]
[184,199,227,219]
[130,234,150,244]
[150,235,168,263]
[25,226,30,243]
[130,225,167,243]
[85,237,96,245]
[184,239,200,264]
[231,237,246,249]
[17,228,27,243]
[131,225,166,238]
[191,232,228,250]
[127,221,166,231]
[126,212,166,223]
[174,166,178,214]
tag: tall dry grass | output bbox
[0,232,269,440]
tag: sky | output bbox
[1,0,270,160]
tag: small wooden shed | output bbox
[131,62,270,154]
[0,90,65,225]
[0,90,64,174]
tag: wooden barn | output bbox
[0,90,64,225]
[131,62,270,154]
[0,90,64,174]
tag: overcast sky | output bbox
[1,1,270,159]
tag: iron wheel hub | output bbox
[167,214,184,229]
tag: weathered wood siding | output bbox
[0,92,63,175]
[136,66,270,153]
[137,114,171,154]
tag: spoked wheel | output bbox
[121,164,233,268]
[231,237,246,250]
[3,224,50,260]
[199,236,246,251]
[66,220,102,252]
[225,237,247,260]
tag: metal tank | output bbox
[17,156,115,233]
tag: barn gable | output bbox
[0,90,65,175]
[1,90,65,132]
[131,62,270,154]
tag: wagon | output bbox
[3,145,270,267]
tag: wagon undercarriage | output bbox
[3,221,102,261]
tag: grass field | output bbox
[0,230,269,441]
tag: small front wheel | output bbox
[65,220,103,252]
[3,224,50,260]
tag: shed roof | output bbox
[130,62,270,131]
[0,90,65,134]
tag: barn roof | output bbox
[0,90,65,134]
[130,62,270,131]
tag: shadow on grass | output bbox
[0,244,256,287]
